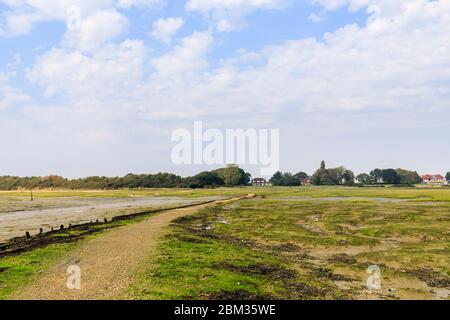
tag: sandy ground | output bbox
[15,195,253,300]
[0,197,218,242]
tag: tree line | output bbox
[1,162,448,190]
[269,161,439,186]
[0,165,251,190]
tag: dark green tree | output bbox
[280,173,300,186]
[396,169,422,184]
[294,172,308,180]
[381,169,400,184]
[269,171,305,186]
[342,169,355,186]
[187,172,224,189]
[370,169,383,184]
[312,161,335,185]
[270,172,283,186]
[356,173,370,184]
[214,165,251,186]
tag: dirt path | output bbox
[15,195,254,300]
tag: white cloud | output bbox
[186,0,288,32]
[311,0,412,16]
[151,17,184,44]
[0,87,30,109]
[152,31,213,78]
[116,0,164,8]
[231,0,450,113]
[308,11,325,23]
[0,72,30,109]
[186,0,286,12]
[27,0,450,120]
[1,12,39,35]
[28,39,147,99]
[63,9,129,52]
[1,0,114,20]
[5,0,449,176]
[0,0,163,36]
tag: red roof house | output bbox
[422,174,445,184]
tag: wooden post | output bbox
[30,189,34,201]
[39,228,43,235]
[25,232,31,239]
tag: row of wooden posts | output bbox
[25,218,109,239]
[25,191,108,239]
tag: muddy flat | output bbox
[0,197,220,242]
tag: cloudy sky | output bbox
[0,0,449,178]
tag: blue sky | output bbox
[0,0,449,178]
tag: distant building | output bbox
[252,178,272,187]
[300,178,312,186]
[422,174,446,185]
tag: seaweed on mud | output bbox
[406,268,450,289]
[214,262,326,299]
[183,220,257,247]
[176,235,213,244]
[207,289,275,300]
[311,267,355,282]
[183,226,220,240]
[0,225,104,258]
[170,204,333,299]
[215,263,298,281]
[218,234,258,247]
[284,282,326,299]
[171,215,199,225]
[0,216,140,257]
[328,254,358,265]
[0,267,10,273]
[271,243,300,252]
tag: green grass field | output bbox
[2,185,450,201]
[1,187,450,300]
